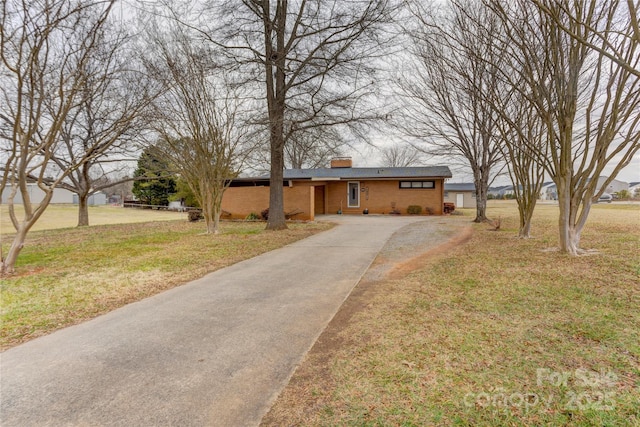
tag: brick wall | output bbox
[221,179,445,220]
[325,180,444,215]
[221,186,314,220]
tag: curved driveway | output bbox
[1,215,462,426]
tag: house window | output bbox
[399,181,435,189]
[444,191,449,197]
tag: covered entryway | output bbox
[314,186,325,215]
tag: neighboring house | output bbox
[221,157,453,220]
[72,192,107,206]
[488,185,513,198]
[1,183,75,204]
[595,176,628,194]
[629,182,640,198]
[444,183,475,208]
[539,182,557,200]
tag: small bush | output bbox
[245,212,260,221]
[616,189,630,200]
[188,210,203,222]
[407,205,422,215]
[261,208,269,220]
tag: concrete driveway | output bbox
[1,215,457,427]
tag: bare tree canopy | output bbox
[487,0,640,254]
[396,0,504,222]
[491,87,548,238]
[48,24,156,227]
[379,144,423,167]
[248,120,345,171]
[0,0,117,274]
[531,0,640,78]
[145,22,253,234]
[152,0,397,229]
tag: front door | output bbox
[348,182,360,208]
[314,186,325,214]
[456,193,464,208]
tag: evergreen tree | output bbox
[132,147,176,206]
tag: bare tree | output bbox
[146,27,252,234]
[249,116,345,171]
[159,0,396,229]
[531,0,639,78]
[489,0,640,254]
[380,144,423,167]
[397,0,504,222]
[47,25,155,226]
[284,120,345,169]
[492,90,548,238]
[463,6,548,238]
[0,0,116,274]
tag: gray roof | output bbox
[283,166,452,180]
[445,183,475,191]
[237,166,452,181]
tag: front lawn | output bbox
[1,220,331,349]
[263,201,640,426]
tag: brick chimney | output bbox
[330,157,352,168]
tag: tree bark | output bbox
[1,190,53,275]
[203,185,223,235]
[1,225,28,275]
[77,193,90,226]
[556,178,581,255]
[517,197,535,238]
[267,136,287,230]
[265,1,287,231]
[473,171,490,223]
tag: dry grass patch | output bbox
[263,201,640,426]
[1,220,332,349]
[0,204,185,233]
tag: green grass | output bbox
[263,201,640,426]
[1,217,332,349]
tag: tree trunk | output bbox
[473,172,490,223]
[212,211,221,235]
[474,196,488,223]
[77,193,90,226]
[265,2,288,231]
[267,137,287,230]
[1,224,28,275]
[516,190,538,238]
[203,201,222,235]
[203,205,214,234]
[518,210,533,238]
[556,180,581,255]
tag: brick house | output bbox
[221,158,452,220]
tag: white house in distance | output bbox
[1,183,74,204]
[444,183,475,208]
[1,183,106,205]
[539,182,557,200]
[488,185,514,198]
[597,176,629,194]
[537,176,629,200]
